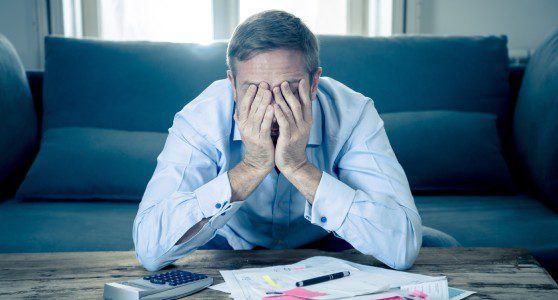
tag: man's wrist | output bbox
[239,159,273,178]
[229,160,271,202]
[282,161,322,204]
[280,159,309,178]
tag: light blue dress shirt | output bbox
[133,77,422,272]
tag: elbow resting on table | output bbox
[134,235,177,272]
[134,237,167,272]
[392,246,420,271]
[137,255,160,272]
[133,220,170,272]
[137,253,169,272]
[391,218,422,271]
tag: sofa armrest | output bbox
[26,70,44,130]
[509,64,526,109]
[0,35,39,200]
[513,28,558,210]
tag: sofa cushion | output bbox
[16,127,166,201]
[513,28,558,209]
[0,199,137,252]
[415,194,558,273]
[0,34,38,196]
[382,110,515,193]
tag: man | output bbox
[134,10,459,272]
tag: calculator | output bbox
[104,270,213,300]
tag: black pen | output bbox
[295,271,350,287]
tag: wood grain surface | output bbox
[0,248,556,299]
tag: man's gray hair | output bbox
[226,10,320,79]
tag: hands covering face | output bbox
[235,79,313,175]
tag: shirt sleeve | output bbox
[304,100,422,270]
[133,115,242,272]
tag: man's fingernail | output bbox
[282,82,288,88]
[250,84,256,90]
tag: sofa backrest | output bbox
[43,37,229,132]
[28,35,516,200]
[319,35,510,117]
[43,35,510,133]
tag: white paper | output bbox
[219,256,444,300]
[209,282,231,293]
[222,261,388,299]
[400,278,449,300]
[448,287,476,300]
[299,256,445,289]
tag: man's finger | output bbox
[253,89,272,127]
[274,103,291,139]
[273,86,296,127]
[238,84,257,121]
[280,81,304,124]
[249,82,270,119]
[260,105,274,137]
[299,78,313,122]
[248,83,266,120]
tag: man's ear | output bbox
[310,67,322,101]
[227,70,237,101]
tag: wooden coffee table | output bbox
[0,248,556,299]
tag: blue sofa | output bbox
[0,31,557,277]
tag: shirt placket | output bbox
[271,170,291,248]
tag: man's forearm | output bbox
[283,161,322,204]
[229,160,271,202]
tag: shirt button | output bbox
[320,216,327,223]
[215,203,222,209]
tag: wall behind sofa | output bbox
[1,0,558,69]
[413,0,558,58]
[0,0,47,69]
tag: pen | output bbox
[295,271,350,287]
[266,291,283,295]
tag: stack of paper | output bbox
[211,256,475,300]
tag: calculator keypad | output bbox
[143,270,208,286]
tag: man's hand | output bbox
[273,79,313,175]
[273,79,322,203]
[234,82,275,175]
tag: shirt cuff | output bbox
[209,200,243,230]
[194,171,233,218]
[305,171,356,231]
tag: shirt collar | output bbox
[233,96,323,146]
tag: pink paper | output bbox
[410,290,428,298]
[283,287,326,298]
[262,296,303,300]
[262,287,327,300]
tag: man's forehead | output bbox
[234,49,307,88]
[240,78,302,88]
